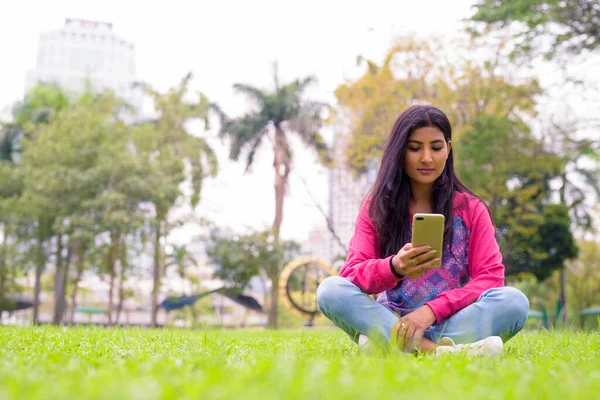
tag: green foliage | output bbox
[217,65,329,325]
[471,0,600,57]
[0,84,72,309]
[0,84,70,164]
[14,83,70,127]
[456,115,577,280]
[0,125,21,163]
[219,63,330,241]
[165,244,198,281]
[500,203,577,280]
[547,241,600,329]
[335,37,541,173]
[207,228,300,329]
[220,66,330,171]
[566,241,600,310]
[0,76,219,325]
[136,72,218,208]
[0,163,23,203]
[0,327,600,399]
[131,122,184,216]
[515,239,600,330]
[133,72,218,326]
[207,228,300,290]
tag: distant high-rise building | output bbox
[301,225,333,264]
[25,18,142,118]
[328,130,377,266]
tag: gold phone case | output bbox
[412,213,445,268]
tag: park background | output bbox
[0,0,599,332]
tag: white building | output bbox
[302,225,334,263]
[327,130,378,267]
[25,18,142,118]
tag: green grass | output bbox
[0,326,599,399]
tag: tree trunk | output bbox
[151,217,163,327]
[272,127,289,240]
[115,258,127,326]
[268,276,279,329]
[0,223,7,305]
[106,231,120,327]
[32,235,46,325]
[52,236,71,325]
[52,235,64,324]
[107,269,115,327]
[269,127,291,330]
[560,268,567,325]
[559,172,567,204]
[69,246,85,325]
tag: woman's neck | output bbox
[409,182,433,214]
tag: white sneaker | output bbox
[357,334,372,355]
[435,336,504,357]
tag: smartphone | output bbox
[411,213,445,268]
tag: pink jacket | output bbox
[338,192,505,323]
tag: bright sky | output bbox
[0,0,483,243]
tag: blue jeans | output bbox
[316,276,529,346]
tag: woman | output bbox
[317,105,529,356]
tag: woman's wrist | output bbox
[389,256,405,279]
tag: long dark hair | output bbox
[368,104,475,258]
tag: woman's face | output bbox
[403,126,451,187]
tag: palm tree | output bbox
[219,63,329,327]
[135,72,218,327]
[164,244,198,295]
[219,63,329,239]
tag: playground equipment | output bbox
[278,256,337,326]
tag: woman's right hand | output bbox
[391,243,440,279]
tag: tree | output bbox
[135,72,218,327]
[164,244,198,295]
[456,115,578,280]
[565,240,600,328]
[21,91,111,323]
[219,63,330,240]
[20,89,156,325]
[0,123,21,163]
[2,84,70,324]
[218,64,329,328]
[0,163,24,306]
[541,124,600,230]
[207,228,300,328]
[334,37,541,173]
[471,0,600,58]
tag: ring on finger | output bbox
[412,258,416,268]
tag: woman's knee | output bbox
[490,286,530,326]
[316,276,354,314]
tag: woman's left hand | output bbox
[393,305,437,351]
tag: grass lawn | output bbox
[0,326,599,399]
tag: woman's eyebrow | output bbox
[407,139,445,144]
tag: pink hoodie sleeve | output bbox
[338,201,403,294]
[425,199,505,323]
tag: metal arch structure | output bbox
[278,256,337,326]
